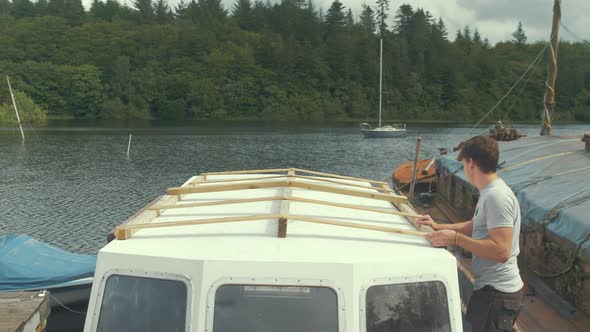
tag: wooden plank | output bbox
[115,214,282,240]
[108,194,179,242]
[191,175,288,185]
[289,180,407,204]
[379,183,420,228]
[149,196,283,211]
[193,174,394,193]
[167,179,288,195]
[278,176,293,238]
[292,168,388,185]
[294,174,395,193]
[149,195,418,220]
[0,291,50,332]
[202,168,290,176]
[166,179,407,204]
[287,215,427,237]
[286,196,420,218]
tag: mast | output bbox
[540,0,561,136]
[6,75,25,143]
[379,38,383,128]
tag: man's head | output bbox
[457,136,499,187]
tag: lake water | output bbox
[1,121,588,254]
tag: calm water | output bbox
[1,122,588,254]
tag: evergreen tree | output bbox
[0,0,9,15]
[325,0,345,33]
[393,4,413,37]
[455,29,463,40]
[133,0,154,23]
[375,0,389,36]
[11,0,35,18]
[463,25,471,41]
[359,4,375,34]
[512,21,527,48]
[345,8,353,28]
[35,0,49,16]
[232,0,253,30]
[154,0,173,23]
[473,28,482,45]
[175,0,188,18]
[437,17,447,40]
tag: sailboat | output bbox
[360,38,407,138]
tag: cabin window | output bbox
[96,275,187,332]
[366,281,451,332]
[213,285,338,332]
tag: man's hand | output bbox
[416,215,440,231]
[425,230,457,247]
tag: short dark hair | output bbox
[457,136,499,173]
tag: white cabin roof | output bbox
[102,170,450,266]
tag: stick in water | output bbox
[127,134,132,158]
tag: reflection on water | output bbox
[1,121,588,253]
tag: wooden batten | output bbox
[191,174,394,193]
[108,194,179,242]
[292,168,388,185]
[149,196,282,211]
[149,195,419,219]
[115,214,282,240]
[166,179,407,204]
[286,196,419,219]
[114,213,426,240]
[287,215,427,237]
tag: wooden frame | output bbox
[116,168,415,240]
[201,168,388,185]
[114,214,426,240]
[149,196,420,219]
[167,179,406,204]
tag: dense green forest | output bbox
[0,0,589,123]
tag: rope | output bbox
[526,187,590,279]
[514,166,590,194]
[560,23,590,50]
[46,290,87,315]
[469,42,550,134]
[528,233,590,279]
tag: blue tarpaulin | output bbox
[436,136,590,259]
[0,234,96,291]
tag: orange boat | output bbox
[392,158,436,193]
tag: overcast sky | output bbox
[83,0,589,44]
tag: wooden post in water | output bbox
[6,76,25,143]
[540,0,561,136]
[409,137,422,199]
[127,134,132,158]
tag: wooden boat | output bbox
[84,168,463,332]
[392,158,437,193]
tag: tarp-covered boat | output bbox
[0,234,96,291]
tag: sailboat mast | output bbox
[6,75,25,143]
[379,38,383,128]
[541,0,561,136]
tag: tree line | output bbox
[0,0,588,124]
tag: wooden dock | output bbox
[0,291,50,332]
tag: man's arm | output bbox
[416,215,473,236]
[426,227,513,263]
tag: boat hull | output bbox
[361,129,406,138]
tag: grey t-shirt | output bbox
[472,178,524,293]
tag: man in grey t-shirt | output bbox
[417,136,524,331]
